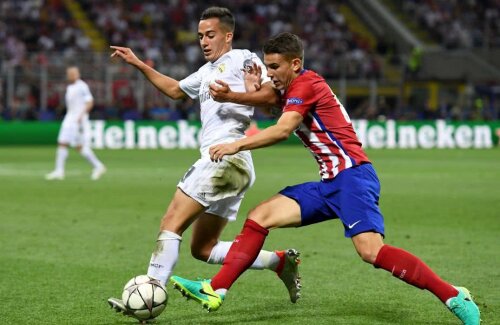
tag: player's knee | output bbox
[352,233,384,264]
[247,206,270,228]
[357,249,378,264]
[354,242,380,264]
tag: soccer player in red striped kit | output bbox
[171,33,480,324]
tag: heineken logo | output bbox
[87,120,200,149]
[82,119,496,150]
[353,120,493,149]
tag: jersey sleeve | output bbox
[282,80,316,117]
[179,70,202,99]
[81,82,93,103]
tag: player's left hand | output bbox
[243,62,262,92]
[209,80,232,102]
[209,142,240,162]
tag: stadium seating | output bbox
[389,0,500,49]
[0,0,498,121]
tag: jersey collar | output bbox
[211,49,234,65]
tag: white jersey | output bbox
[62,79,93,128]
[179,49,271,155]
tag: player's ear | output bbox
[291,58,302,73]
[225,32,233,44]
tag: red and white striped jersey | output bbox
[282,70,370,180]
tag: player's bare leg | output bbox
[352,232,480,324]
[190,212,229,262]
[350,232,384,264]
[247,194,302,229]
[46,143,69,180]
[171,194,302,311]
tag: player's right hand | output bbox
[110,46,142,67]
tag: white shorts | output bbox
[178,152,255,221]
[57,123,88,147]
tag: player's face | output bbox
[66,68,80,83]
[264,53,302,90]
[198,18,233,62]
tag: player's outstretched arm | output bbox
[210,80,278,108]
[210,80,279,108]
[210,62,279,108]
[209,111,302,161]
[110,46,186,100]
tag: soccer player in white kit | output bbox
[107,7,301,318]
[45,66,106,181]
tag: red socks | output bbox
[211,219,269,290]
[210,224,458,304]
[374,245,458,303]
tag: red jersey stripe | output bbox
[283,70,369,180]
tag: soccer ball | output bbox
[122,275,168,321]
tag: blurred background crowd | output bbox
[1,0,499,122]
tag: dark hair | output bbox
[200,7,235,32]
[263,32,304,62]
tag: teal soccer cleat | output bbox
[447,286,480,325]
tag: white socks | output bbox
[147,230,182,286]
[54,146,103,173]
[80,146,103,169]
[207,241,280,271]
[55,146,68,173]
[147,237,280,286]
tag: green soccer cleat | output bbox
[170,276,224,312]
[447,286,481,325]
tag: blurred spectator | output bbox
[397,0,500,49]
[84,0,380,79]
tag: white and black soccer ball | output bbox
[122,275,168,321]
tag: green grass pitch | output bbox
[0,146,498,324]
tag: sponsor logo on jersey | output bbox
[287,97,304,105]
[217,63,226,73]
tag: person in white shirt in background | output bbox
[46,66,106,181]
